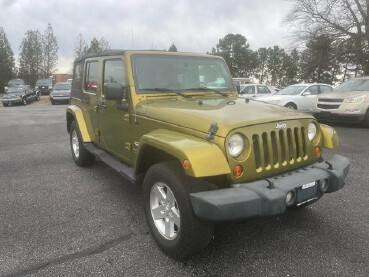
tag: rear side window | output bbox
[72,62,83,91]
[103,59,125,95]
[320,85,332,93]
[84,61,99,93]
[257,86,271,94]
[241,86,255,94]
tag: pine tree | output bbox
[168,43,177,52]
[42,23,58,77]
[0,27,15,92]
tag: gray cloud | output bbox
[0,0,293,72]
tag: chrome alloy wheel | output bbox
[150,182,180,240]
[71,130,80,158]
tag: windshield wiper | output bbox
[184,87,229,97]
[141,88,192,98]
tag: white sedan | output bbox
[238,84,277,98]
[256,83,333,112]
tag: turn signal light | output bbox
[183,159,190,169]
[315,146,321,157]
[233,165,243,177]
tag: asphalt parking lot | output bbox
[0,103,368,277]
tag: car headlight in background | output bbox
[228,133,245,157]
[308,123,317,141]
[344,95,366,103]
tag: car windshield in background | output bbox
[53,84,71,90]
[276,86,306,95]
[8,80,25,86]
[132,55,234,93]
[7,87,24,93]
[36,79,52,85]
[334,79,369,92]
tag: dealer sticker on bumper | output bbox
[302,181,316,190]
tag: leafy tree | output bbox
[257,48,268,83]
[285,0,369,75]
[299,34,336,84]
[86,37,110,54]
[282,49,300,86]
[42,23,58,77]
[211,33,255,77]
[0,27,14,92]
[18,30,43,86]
[267,46,285,86]
[168,43,177,52]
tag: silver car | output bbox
[238,84,277,98]
[50,82,71,104]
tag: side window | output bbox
[241,86,255,94]
[103,59,125,95]
[306,85,319,95]
[72,62,83,91]
[84,61,99,93]
[320,85,332,93]
[257,85,271,94]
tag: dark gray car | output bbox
[2,85,40,107]
[50,82,71,104]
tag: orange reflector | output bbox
[315,146,321,157]
[183,159,190,169]
[233,165,243,177]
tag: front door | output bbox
[300,85,319,112]
[98,58,132,163]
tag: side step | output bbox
[83,143,136,183]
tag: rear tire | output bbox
[3,103,8,107]
[285,103,297,110]
[365,109,369,128]
[143,161,214,260]
[70,121,95,166]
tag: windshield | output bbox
[276,85,307,95]
[132,54,234,94]
[334,79,369,92]
[36,79,52,85]
[53,83,71,90]
[7,87,24,93]
[8,79,25,86]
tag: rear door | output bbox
[80,59,101,144]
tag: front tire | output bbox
[3,103,8,107]
[285,103,297,110]
[70,121,95,166]
[143,161,214,260]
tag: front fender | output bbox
[135,129,231,178]
[66,105,92,142]
[320,124,339,149]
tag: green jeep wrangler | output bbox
[66,50,350,259]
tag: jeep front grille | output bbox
[252,127,307,171]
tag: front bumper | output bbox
[50,96,70,102]
[313,111,365,122]
[190,154,350,222]
[1,98,22,104]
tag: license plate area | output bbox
[296,181,318,206]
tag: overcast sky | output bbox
[0,0,294,73]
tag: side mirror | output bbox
[303,91,311,96]
[104,83,129,111]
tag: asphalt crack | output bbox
[4,233,134,277]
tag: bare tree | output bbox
[285,0,369,74]
[74,34,88,58]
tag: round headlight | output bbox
[308,123,317,141]
[228,133,244,157]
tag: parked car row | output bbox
[1,78,72,107]
[238,77,369,126]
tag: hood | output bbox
[317,90,369,99]
[51,89,70,95]
[3,92,23,98]
[135,97,313,137]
